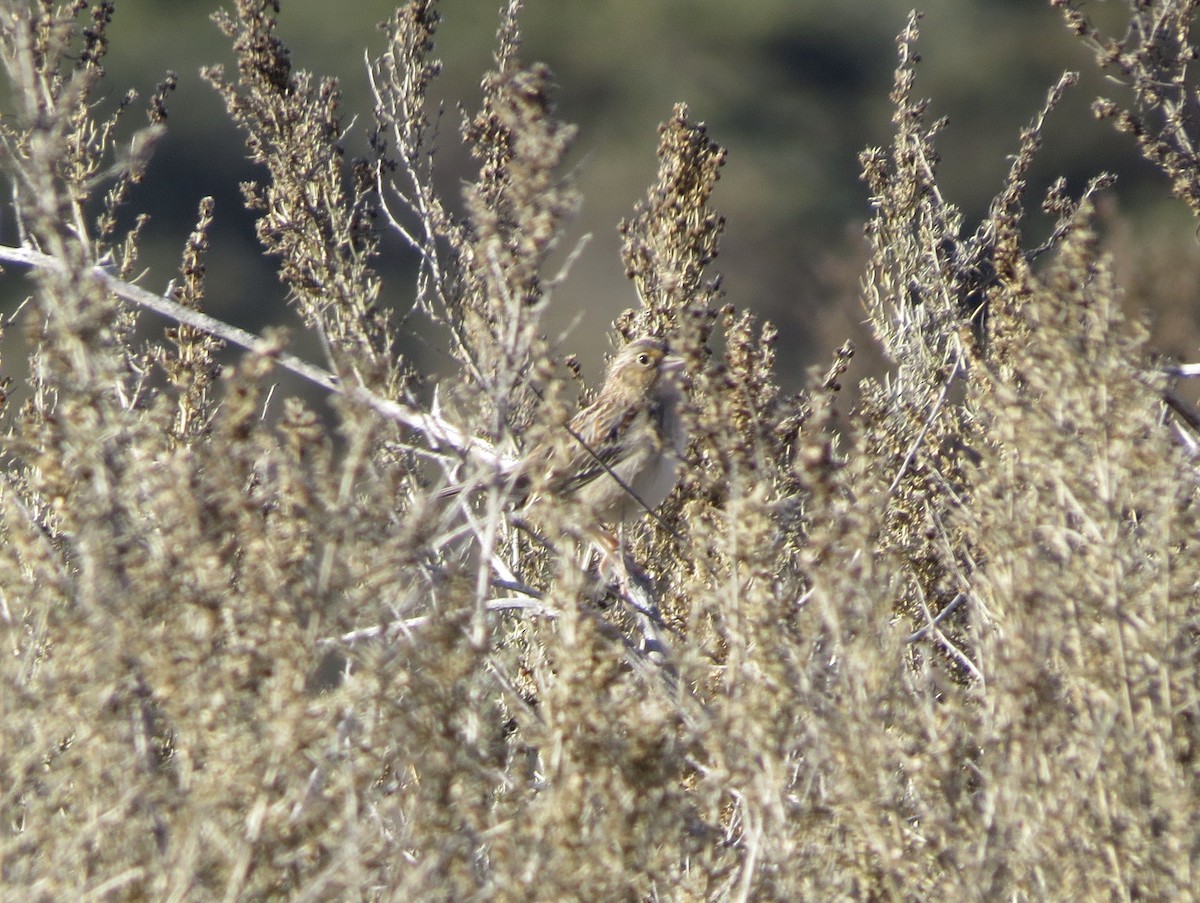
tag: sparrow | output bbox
[440,338,687,527]
[526,337,686,526]
[443,338,686,655]
[533,337,686,654]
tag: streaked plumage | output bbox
[439,338,688,526]
[527,337,686,524]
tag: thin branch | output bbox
[887,359,960,498]
[317,594,556,648]
[909,587,984,684]
[1163,384,1200,433]
[906,591,967,643]
[0,243,508,468]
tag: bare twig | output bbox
[887,360,960,499]
[0,243,507,468]
[317,594,556,647]
[1163,384,1200,433]
[906,591,967,643]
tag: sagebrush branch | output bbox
[0,243,507,467]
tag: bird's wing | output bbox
[549,406,638,496]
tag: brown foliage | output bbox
[1,2,1199,900]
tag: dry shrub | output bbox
[1,1,1199,900]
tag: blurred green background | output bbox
[5,0,1197,389]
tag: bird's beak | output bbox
[661,353,685,374]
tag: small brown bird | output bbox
[526,337,686,525]
[439,338,687,532]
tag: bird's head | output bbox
[601,338,684,402]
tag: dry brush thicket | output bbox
[1,0,1199,900]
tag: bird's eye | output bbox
[637,353,652,367]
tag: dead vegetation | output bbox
[1,1,1199,899]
